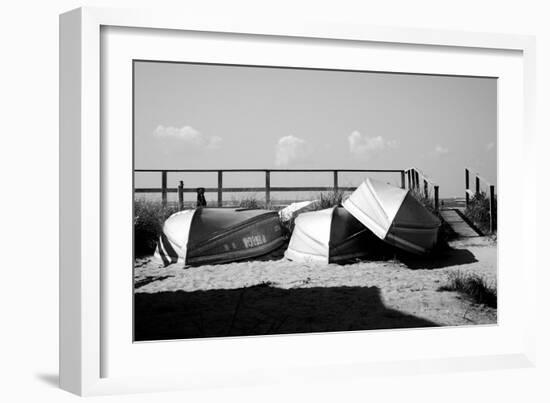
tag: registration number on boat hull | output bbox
[242,234,268,248]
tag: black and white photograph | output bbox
[5,0,550,400]
[132,60,498,341]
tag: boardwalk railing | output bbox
[464,168,497,233]
[134,169,408,209]
[405,167,440,211]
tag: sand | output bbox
[134,237,497,338]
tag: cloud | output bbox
[486,142,495,151]
[275,135,309,167]
[154,125,222,150]
[434,145,449,155]
[348,131,397,157]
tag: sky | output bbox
[134,61,496,199]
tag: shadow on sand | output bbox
[397,246,478,270]
[238,240,477,271]
[134,284,438,341]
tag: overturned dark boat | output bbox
[155,208,285,266]
[284,206,386,264]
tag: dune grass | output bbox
[464,192,496,235]
[316,189,347,209]
[134,199,179,257]
[238,195,263,209]
[438,271,497,308]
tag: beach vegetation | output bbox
[438,271,497,308]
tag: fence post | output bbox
[178,181,184,210]
[489,185,496,233]
[217,170,223,207]
[265,170,271,207]
[475,176,480,195]
[407,170,412,189]
[161,170,167,209]
[465,168,470,206]
[415,170,420,190]
[434,185,439,211]
[424,179,428,199]
[333,170,338,192]
[400,170,406,189]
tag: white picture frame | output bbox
[60,6,537,396]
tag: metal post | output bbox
[407,170,412,189]
[333,170,339,192]
[489,185,496,233]
[415,170,420,190]
[465,168,470,206]
[475,176,480,195]
[178,181,184,210]
[400,170,406,189]
[434,185,439,211]
[217,170,223,207]
[265,170,271,207]
[161,170,167,209]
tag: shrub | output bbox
[238,196,262,209]
[315,190,347,210]
[464,192,496,234]
[134,199,179,257]
[438,271,497,308]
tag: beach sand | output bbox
[134,237,497,340]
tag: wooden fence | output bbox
[134,168,410,209]
[405,167,440,211]
[464,168,497,232]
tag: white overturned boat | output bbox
[343,178,440,254]
[284,206,385,264]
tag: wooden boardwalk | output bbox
[439,208,482,238]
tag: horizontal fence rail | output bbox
[135,186,358,193]
[134,169,410,209]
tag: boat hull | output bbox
[156,208,285,266]
[284,207,387,264]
